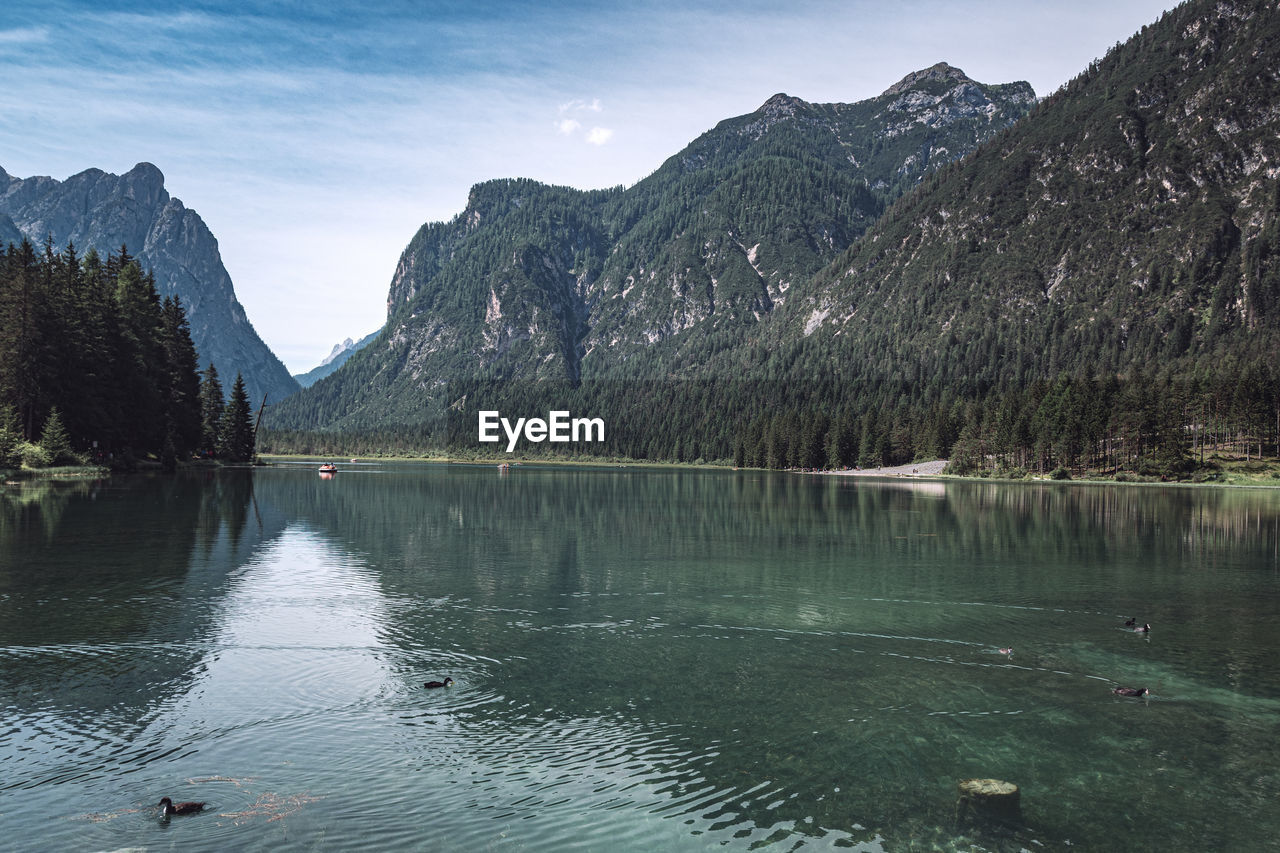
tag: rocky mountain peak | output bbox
[759,93,807,118]
[125,161,164,183]
[875,64,1035,136]
[121,162,167,205]
[322,338,358,366]
[881,62,973,97]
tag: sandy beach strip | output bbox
[822,459,949,478]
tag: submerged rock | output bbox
[956,777,1022,826]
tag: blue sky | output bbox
[0,0,1175,373]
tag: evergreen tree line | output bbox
[0,239,257,468]
[730,360,1280,477]
[260,358,1280,480]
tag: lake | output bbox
[2,463,1278,850]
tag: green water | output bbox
[1,464,1278,850]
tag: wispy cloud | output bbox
[559,97,603,114]
[556,118,582,135]
[586,127,614,145]
[0,26,50,45]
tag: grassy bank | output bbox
[955,454,1280,487]
[1119,456,1280,486]
[0,464,109,482]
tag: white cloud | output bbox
[559,97,603,114]
[0,26,49,45]
[555,98,609,144]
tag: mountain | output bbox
[294,329,380,388]
[756,0,1280,395]
[0,163,300,407]
[569,0,1279,471]
[270,64,1036,431]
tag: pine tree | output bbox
[0,239,46,438]
[0,404,20,468]
[219,372,255,463]
[77,247,125,447]
[828,413,859,469]
[113,259,165,450]
[199,363,225,456]
[160,296,203,457]
[39,406,79,465]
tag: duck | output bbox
[1111,686,1150,697]
[1135,623,1151,633]
[998,647,1013,655]
[158,796,207,816]
[1124,617,1137,627]
[424,677,454,689]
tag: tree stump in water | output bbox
[955,778,1022,826]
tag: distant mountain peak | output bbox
[293,328,380,389]
[881,62,973,97]
[123,161,165,190]
[321,337,358,366]
[126,160,162,178]
[759,93,807,117]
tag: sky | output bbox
[0,0,1176,374]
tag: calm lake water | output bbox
[2,463,1278,851]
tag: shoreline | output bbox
[0,465,110,482]
[257,453,1280,489]
[258,454,732,471]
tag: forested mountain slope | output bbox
[269,65,1035,431]
[758,0,1280,398]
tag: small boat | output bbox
[319,463,338,474]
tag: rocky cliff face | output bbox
[0,163,299,406]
